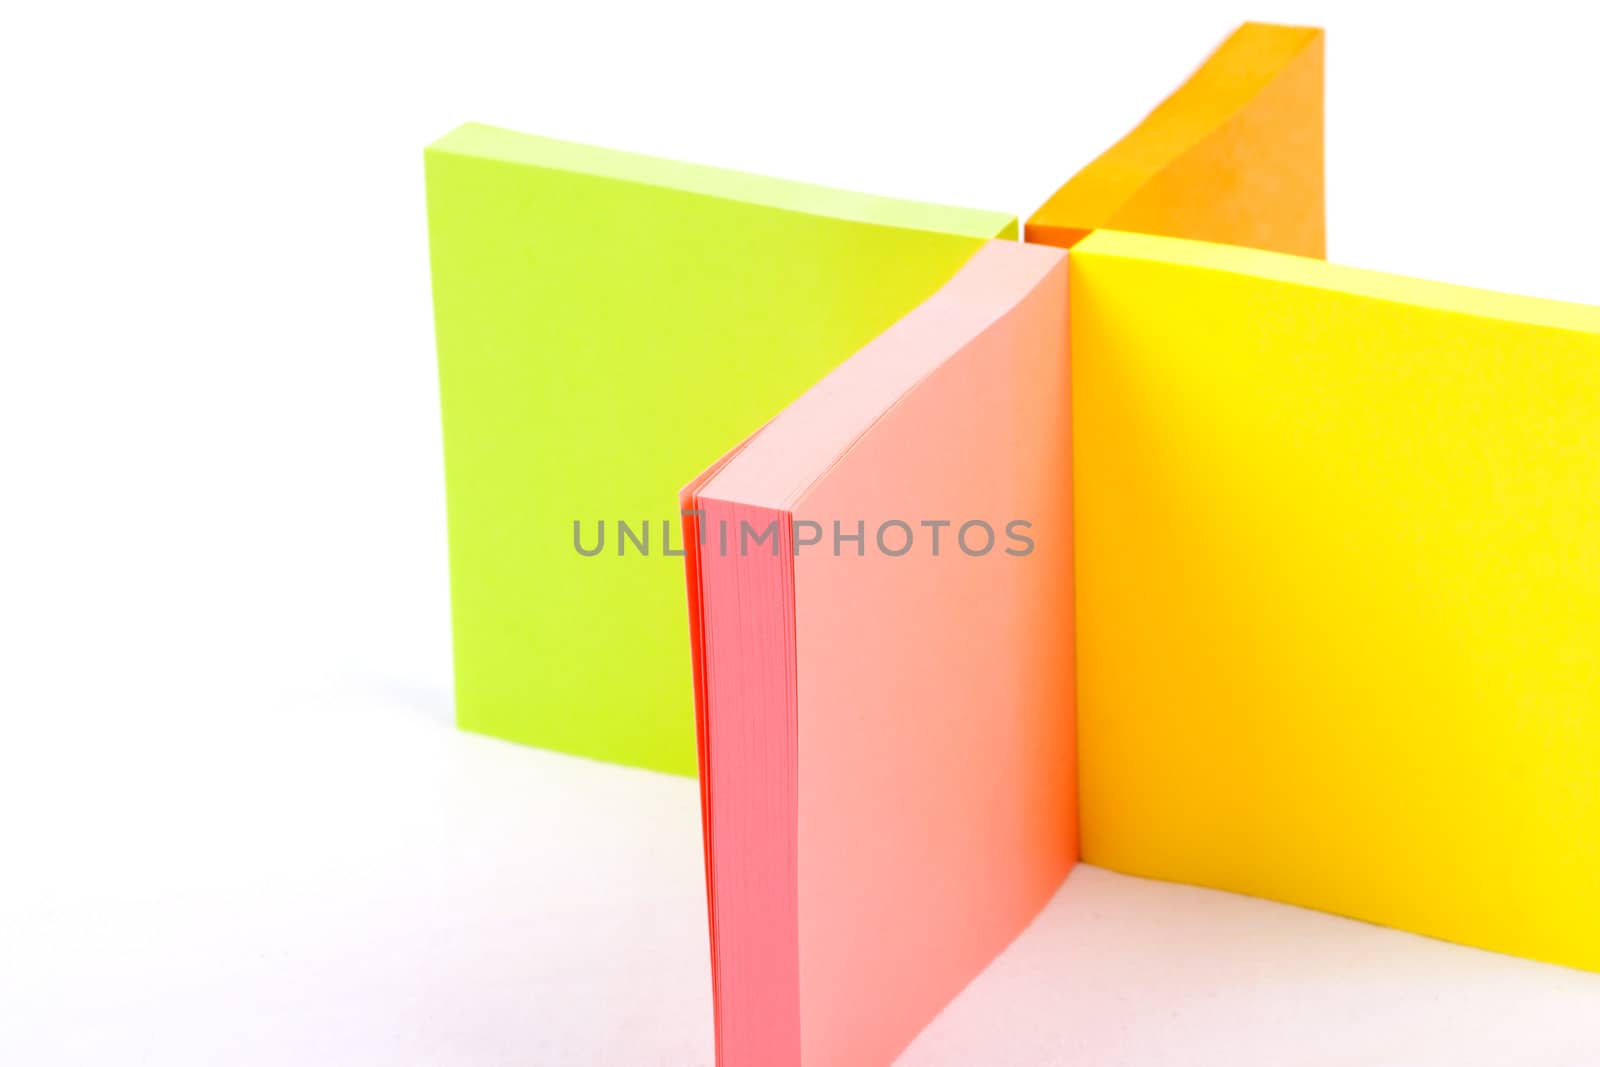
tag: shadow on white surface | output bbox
[904,865,1600,1066]
[0,687,717,1067]
[367,677,456,729]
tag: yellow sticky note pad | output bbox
[1071,229,1600,971]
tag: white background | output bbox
[3,0,1599,1063]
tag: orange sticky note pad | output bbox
[1027,22,1324,256]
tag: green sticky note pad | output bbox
[425,123,1015,774]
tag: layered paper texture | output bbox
[1028,22,1324,256]
[425,124,1014,774]
[685,240,1076,1066]
[1072,230,1600,972]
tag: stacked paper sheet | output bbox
[423,19,1600,1067]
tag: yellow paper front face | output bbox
[1071,230,1600,971]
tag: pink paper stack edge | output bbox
[684,239,1079,1065]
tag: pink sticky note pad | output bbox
[684,239,1077,1066]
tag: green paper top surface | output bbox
[431,123,1016,239]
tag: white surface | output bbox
[4,684,1598,1065]
[906,868,1600,1067]
[3,0,1600,1063]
